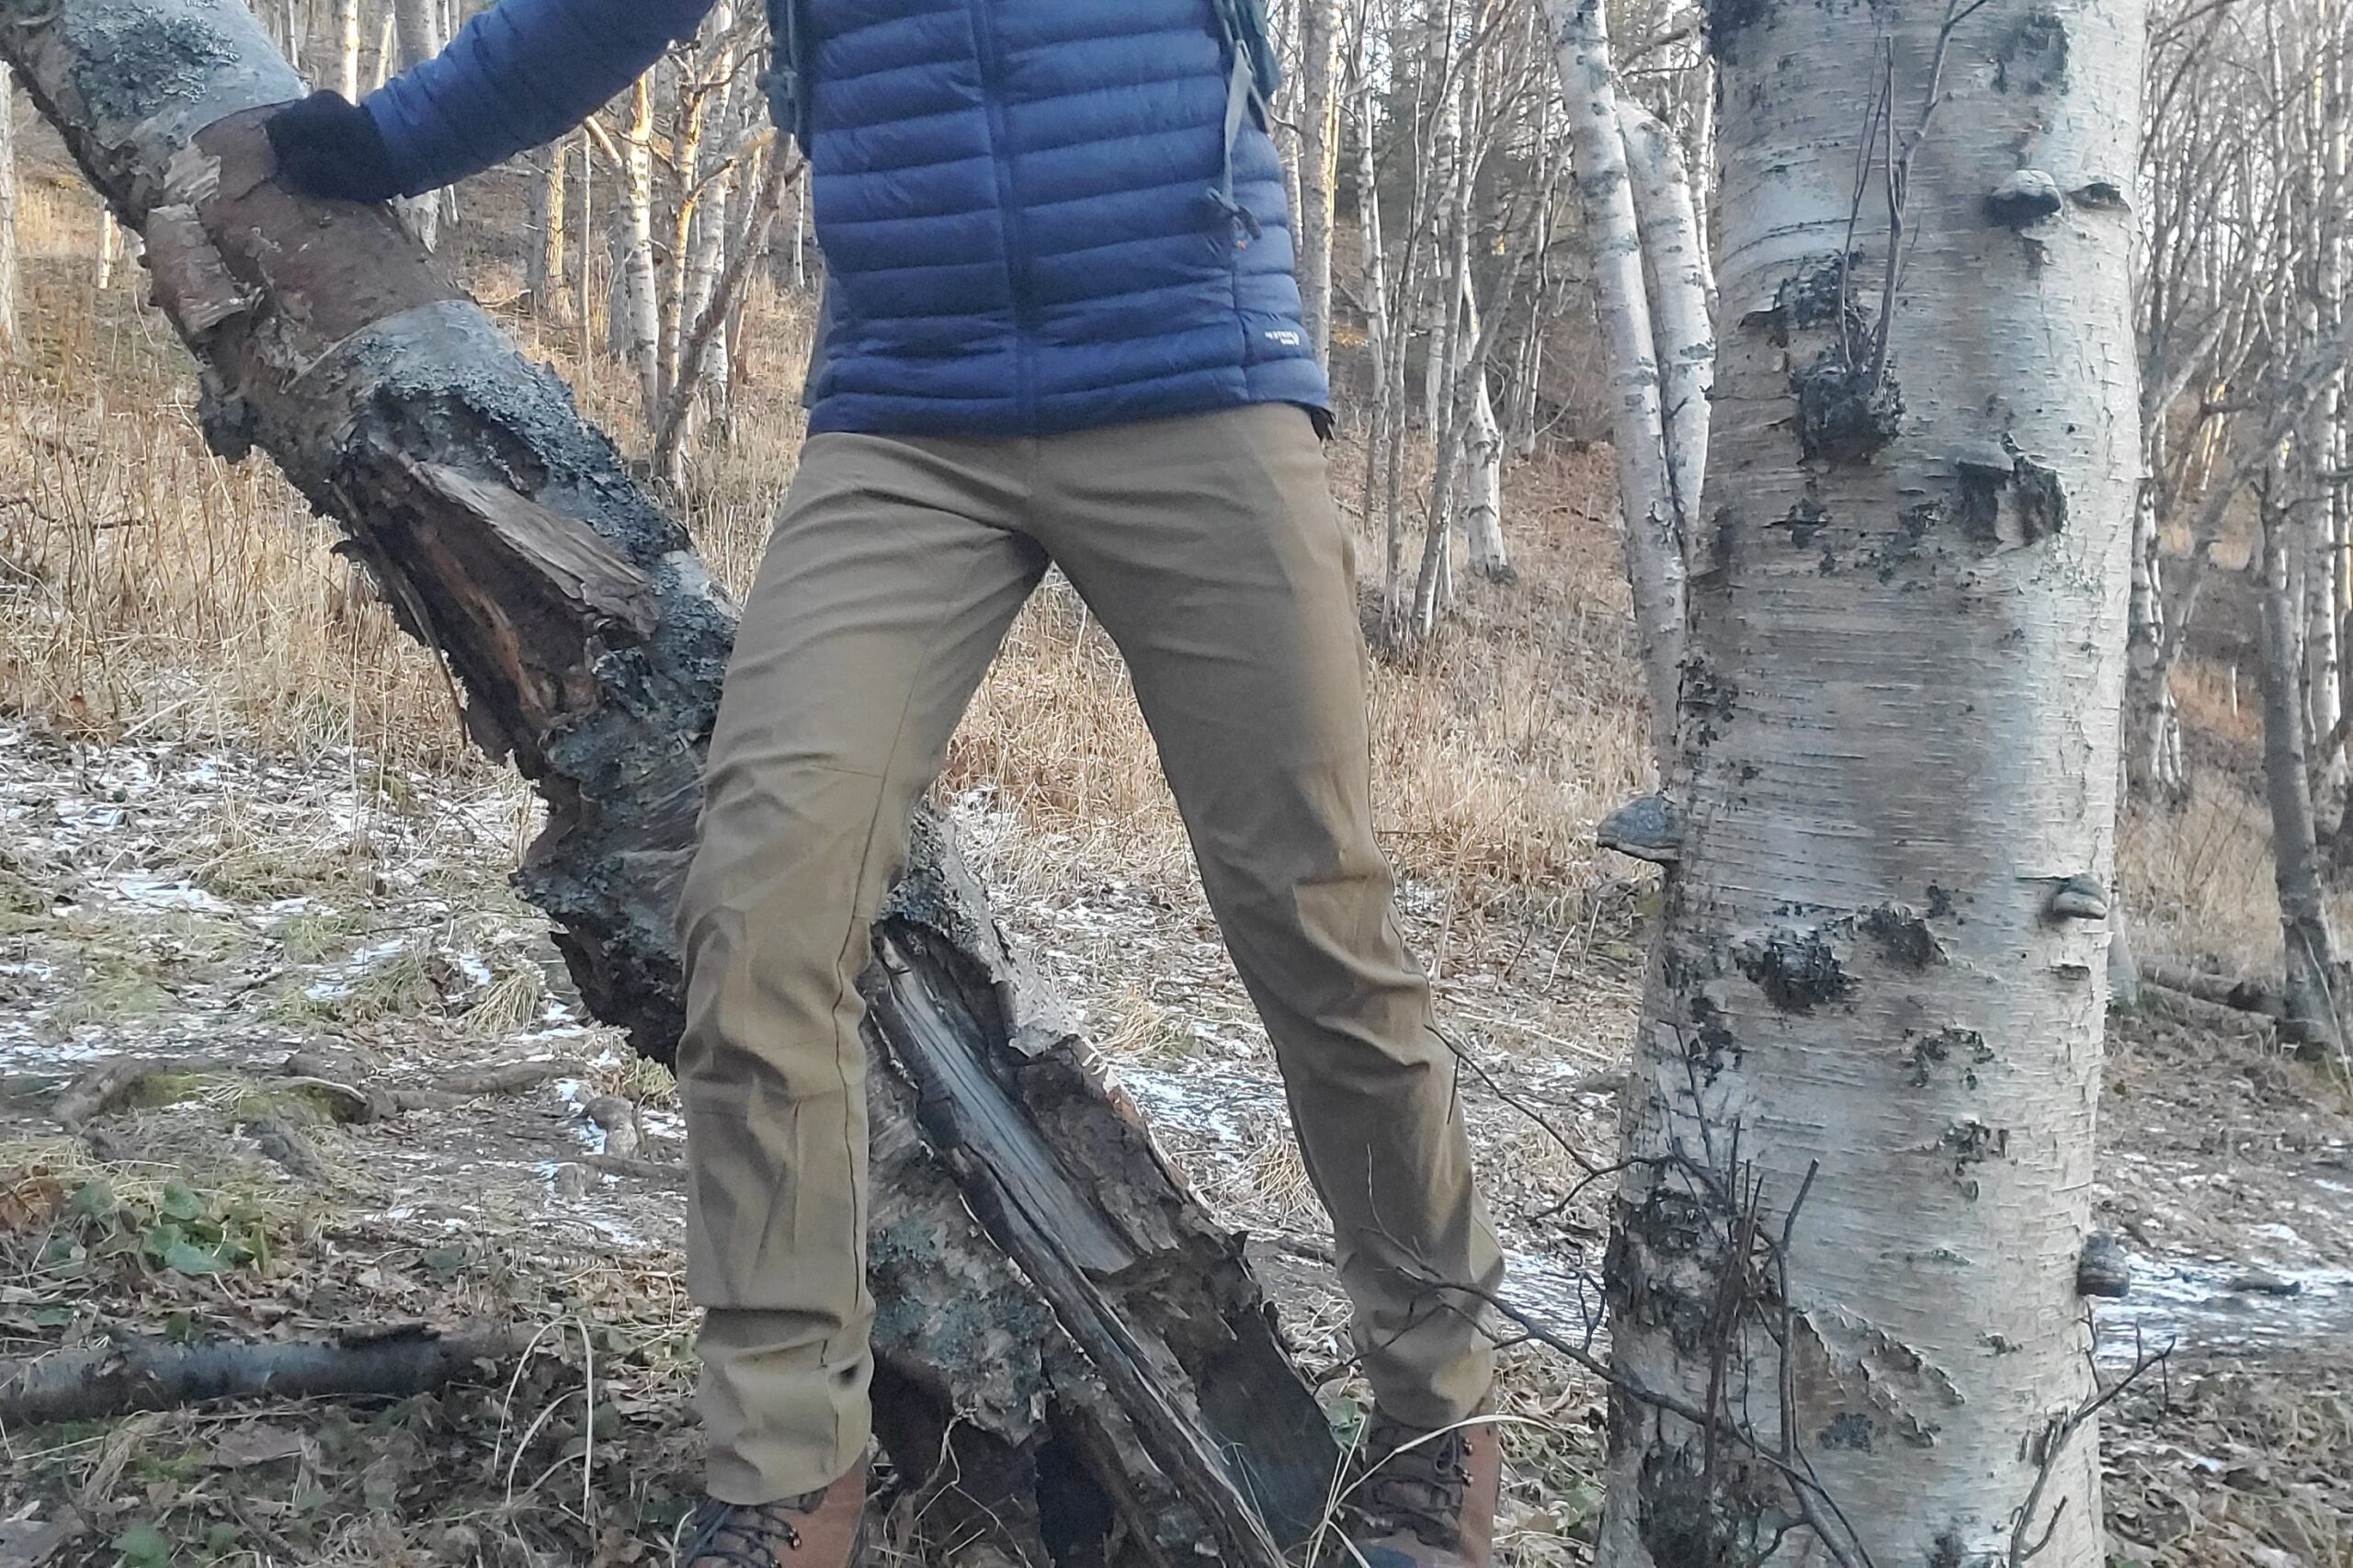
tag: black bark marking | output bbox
[1820,1412,1876,1450]
[1684,660,1740,745]
[1633,1444,1788,1568]
[1941,1119,2010,1199]
[1702,0,1775,66]
[1863,904,1944,969]
[1733,927,1855,1013]
[1708,505,1738,575]
[1770,494,1829,547]
[1796,353,1904,464]
[1954,441,2068,548]
[2015,452,2067,539]
[1904,1028,1994,1089]
[1995,6,2069,94]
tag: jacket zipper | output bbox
[969,0,1034,429]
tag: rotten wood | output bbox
[0,3,1339,1558]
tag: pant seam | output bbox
[819,583,966,1335]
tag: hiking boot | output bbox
[1342,1406,1501,1568]
[680,1461,869,1567]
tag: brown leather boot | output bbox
[680,1461,869,1567]
[1341,1406,1501,1568]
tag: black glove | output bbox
[265,91,404,204]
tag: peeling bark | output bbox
[1595,0,2145,1562]
[0,2,1337,1556]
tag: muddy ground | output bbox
[1,721,2347,1566]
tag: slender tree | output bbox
[526,142,567,320]
[0,62,15,355]
[1544,0,1688,778]
[1297,0,1342,363]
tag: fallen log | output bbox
[0,1323,532,1426]
[2140,960,2291,1019]
[0,2,1339,1559]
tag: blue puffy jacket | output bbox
[364,0,1327,437]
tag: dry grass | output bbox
[1,132,1645,945]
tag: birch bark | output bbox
[390,0,440,248]
[1543,0,1686,778]
[0,62,14,354]
[1594,0,2144,1562]
[1296,0,1340,364]
[527,143,566,320]
[617,75,662,430]
[1619,97,1711,542]
[336,0,360,103]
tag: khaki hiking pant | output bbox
[675,403,1505,1503]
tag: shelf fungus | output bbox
[2076,1233,2132,1299]
[2046,874,2110,922]
[1597,792,1684,865]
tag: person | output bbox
[265,3,1505,1562]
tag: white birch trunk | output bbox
[1594,0,2145,1562]
[1543,0,1686,779]
[0,62,14,355]
[790,172,807,290]
[1462,369,1509,579]
[619,75,662,429]
[1619,97,1713,539]
[95,209,122,288]
[1454,270,1508,581]
[2260,486,2343,1051]
[1297,0,1340,364]
[1420,9,1462,437]
[391,0,441,249]
[1354,61,1395,566]
[527,142,566,318]
[335,0,360,102]
[371,6,393,90]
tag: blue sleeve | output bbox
[362,0,719,197]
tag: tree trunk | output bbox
[1462,365,1510,580]
[370,5,394,91]
[654,149,796,488]
[2124,448,2183,798]
[1593,0,2144,1562]
[2257,496,2344,1053]
[336,0,360,103]
[0,62,15,356]
[1618,97,1711,546]
[1542,0,1686,782]
[1297,0,1340,365]
[389,0,441,249]
[618,75,661,429]
[526,142,567,321]
[0,3,1341,1559]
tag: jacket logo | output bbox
[1263,329,1302,347]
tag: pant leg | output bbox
[1032,404,1504,1429]
[676,431,1044,1503]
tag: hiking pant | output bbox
[675,403,1505,1503]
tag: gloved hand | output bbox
[265,91,404,204]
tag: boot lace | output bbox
[1353,1418,1472,1550]
[679,1494,824,1566]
